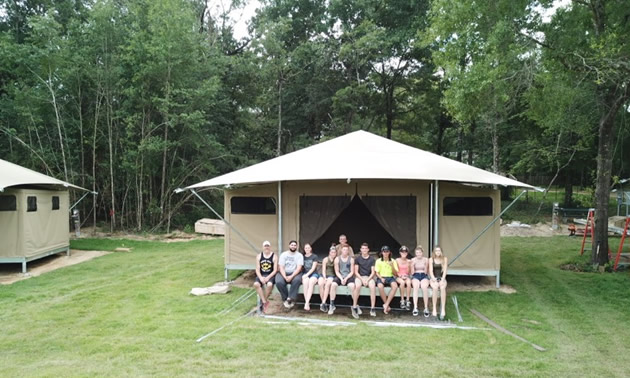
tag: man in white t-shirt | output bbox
[275,240,304,308]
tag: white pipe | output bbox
[278,181,283,252]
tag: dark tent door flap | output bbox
[362,196,416,247]
[299,196,351,246]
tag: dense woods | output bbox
[1,0,628,264]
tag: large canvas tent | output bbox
[0,159,88,273]
[182,131,533,286]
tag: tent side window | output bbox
[52,196,60,210]
[443,197,492,216]
[0,195,17,211]
[27,196,37,212]
[230,197,276,214]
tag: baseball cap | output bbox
[262,240,271,247]
[381,245,390,252]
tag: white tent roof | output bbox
[0,159,88,192]
[186,130,533,189]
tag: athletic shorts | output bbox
[255,275,275,285]
[333,277,353,286]
[305,273,321,279]
[412,272,429,281]
[376,277,396,286]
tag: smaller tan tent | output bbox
[0,159,88,273]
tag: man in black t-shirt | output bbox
[351,242,377,318]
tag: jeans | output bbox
[275,272,303,301]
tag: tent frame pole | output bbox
[278,181,283,252]
[70,191,98,211]
[449,189,527,269]
[189,189,259,281]
[433,180,440,252]
[429,182,433,251]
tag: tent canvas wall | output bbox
[0,188,70,273]
[0,158,89,273]
[182,130,532,287]
[223,180,500,282]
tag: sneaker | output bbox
[320,303,328,312]
[328,304,336,315]
[412,308,419,316]
[400,300,406,309]
[370,308,376,317]
[351,306,359,319]
[263,301,270,314]
[423,308,430,318]
[356,306,363,315]
[283,300,291,309]
[439,313,446,321]
[288,299,295,309]
[406,300,411,310]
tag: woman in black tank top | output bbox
[429,246,448,320]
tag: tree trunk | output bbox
[591,90,626,266]
[564,174,573,207]
[277,77,283,156]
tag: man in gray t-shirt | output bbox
[352,242,377,317]
[276,240,304,308]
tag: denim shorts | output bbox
[305,273,321,279]
[376,277,396,286]
[412,272,429,281]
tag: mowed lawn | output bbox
[1,237,629,377]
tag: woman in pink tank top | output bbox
[395,246,412,311]
[410,245,430,317]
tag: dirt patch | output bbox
[72,227,220,243]
[501,221,567,237]
[0,249,110,285]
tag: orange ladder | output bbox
[580,209,595,256]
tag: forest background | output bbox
[1,0,628,262]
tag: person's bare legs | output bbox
[330,282,338,302]
[368,279,376,309]
[439,279,448,317]
[420,279,430,311]
[396,278,405,307]
[405,279,412,303]
[430,279,439,316]
[254,281,266,304]
[377,283,387,304]
[412,279,420,310]
[352,278,363,307]
[318,277,326,303]
[383,282,398,313]
[302,275,311,310]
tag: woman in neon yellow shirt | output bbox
[375,245,398,314]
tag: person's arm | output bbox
[375,260,384,280]
[279,254,288,280]
[321,257,328,279]
[391,260,398,276]
[255,253,264,280]
[368,265,375,281]
[266,254,279,283]
[334,257,343,280]
[344,258,355,281]
[429,258,435,280]
[353,260,361,280]
[441,257,448,279]
[306,258,317,276]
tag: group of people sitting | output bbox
[253,234,448,320]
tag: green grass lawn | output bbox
[1,237,629,377]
